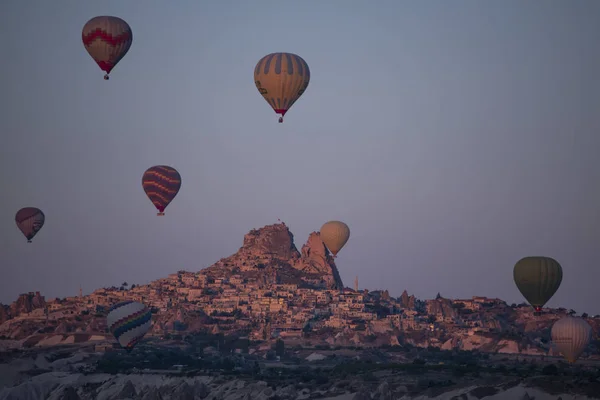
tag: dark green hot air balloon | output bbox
[513,256,563,315]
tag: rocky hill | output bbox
[0,222,599,363]
[201,223,343,289]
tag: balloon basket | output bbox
[157,212,165,216]
[27,240,32,243]
[278,117,283,123]
[104,74,109,80]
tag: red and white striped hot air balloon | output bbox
[82,16,133,80]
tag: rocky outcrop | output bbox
[426,298,458,319]
[0,305,9,325]
[241,224,299,261]
[293,232,343,289]
[0,292,46,327]
[399,290,417,310]
[10,292,46,316]
[201,223,343,289]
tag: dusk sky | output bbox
[1,1,599,314]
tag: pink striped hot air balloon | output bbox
[82,16,133,80]
[142,165,182,216]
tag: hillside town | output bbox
[1,223,599,360]
[1,224,600,399]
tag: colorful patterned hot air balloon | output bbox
[551,316,592,363]
[142,165,182,216]
[106,301,152,352]
[320,221,350,258]
[254,52,310,123]
[513,256,563,315]
[15,207,45,243]
[82,16,133,80]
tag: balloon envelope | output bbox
[106,301,152,351]
[142,165,182,215]
[551,316,592,363]
[15,207,45,243]
[254,52,310,122]
[513,256,562,312]
[320,221,350,256]
[82,16,132,79]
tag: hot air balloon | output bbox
[106,301,152,352]
[15,207,45,243]
[320,221,350,258]
[142,165,182,216]
[254,52,310,123]
[513,256,563,315]
[551,316,592,363]
[82,16,133,80]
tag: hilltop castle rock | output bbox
[202,223,344,289]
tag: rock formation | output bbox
[9,292,46,316]
[293,231,344,289]
[0,305,10,325]
[426,298,459,319]
[399,290,417,310]
[201,223,343,289]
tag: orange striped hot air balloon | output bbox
[142,166,181,216]
[15,207,45,243]
[82,16,133,80]
[254,52,310,123]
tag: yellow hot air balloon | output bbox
[551,316,592,363]
[320,221,350,257]
[513,256,563,315]
[254,52,310,123]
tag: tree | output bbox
[302,324,311,337]
[436,292,442,299]
[275,339,285,357]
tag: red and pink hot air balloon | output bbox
[82,16,133,80]
[15,207,45,243]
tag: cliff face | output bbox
[202,223,344,289]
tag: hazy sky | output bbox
[1,1,599,314]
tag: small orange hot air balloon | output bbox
[254,52,310,123]
[15,207,45,243]
[82,16,133,80]
[142,166,181,216]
